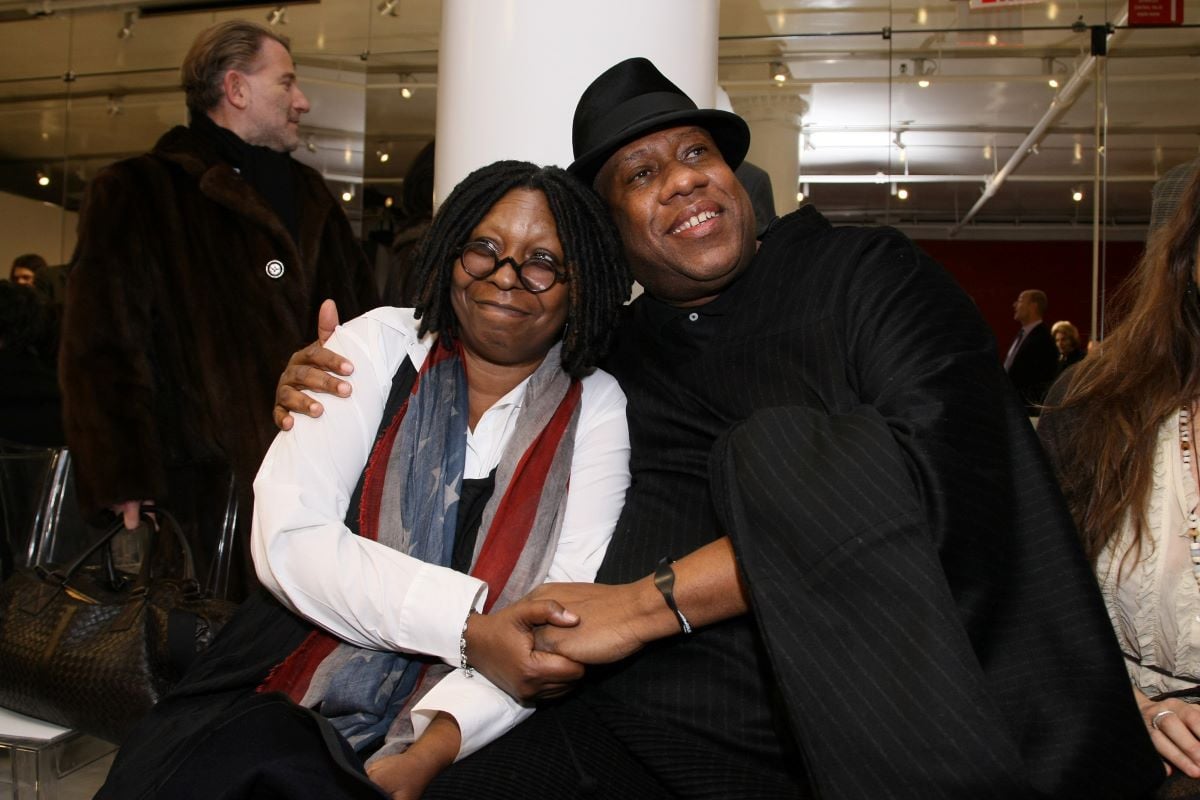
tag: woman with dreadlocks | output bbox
[95,160,632,800]
[1040,168,1200,794]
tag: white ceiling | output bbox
[0,0,1196,235]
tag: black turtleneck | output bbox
[189,113,300,244]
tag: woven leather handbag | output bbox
[0,507,236,743]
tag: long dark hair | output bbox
[1054,168,1200,565]
[410,160,630,379]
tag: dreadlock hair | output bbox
[410,160,631,379]
[1051,166,1200,571]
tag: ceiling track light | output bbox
[377,0,398,16]
[116,9,136,39]
[1071,186,1084,203]
[912,57,937,88]
[398,73,415,99]
[36,169,50,187]
[265,6,287,26]
[770,61,788,84]
[1043,57,1067,89]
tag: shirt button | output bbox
[265,260,285,279]
[688,312,699,322]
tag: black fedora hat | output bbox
[568,57,750,185]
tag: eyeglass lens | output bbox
[460,242,562,293]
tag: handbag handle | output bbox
[39,506,198,589]
[132,507,199,587]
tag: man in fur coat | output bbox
[59,20,378,598]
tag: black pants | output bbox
[426,688,807,799]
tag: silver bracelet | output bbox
[654,557,693,634]
[460,610,475,678]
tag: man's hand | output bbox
[527,581,662,665]
[465,598,585,702]
[273,299,355,431]
[110,500,148,530]
[530,538,751,665]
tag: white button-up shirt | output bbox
[252,307,630,759]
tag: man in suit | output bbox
[279,58,1161,799]
[1005,288,1058,415]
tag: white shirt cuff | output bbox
[398,563,487,663]
[411,669,533,760]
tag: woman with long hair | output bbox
[1040,168,1200,786]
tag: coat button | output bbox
[265,260,285,279]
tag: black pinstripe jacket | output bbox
[596,206,1162,799]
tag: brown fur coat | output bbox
[60,125,378,593]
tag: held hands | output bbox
[464,599,586,702]
[526,541,749,665]
[273,299,355,431]
[526,580,663,666]
[1139,691,1200,777]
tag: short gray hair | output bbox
[181,20,291,117]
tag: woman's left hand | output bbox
[366,752,430,800]
[1138,689,1200,777]
[365,713,460,800]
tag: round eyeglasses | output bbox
[458,241,567,294]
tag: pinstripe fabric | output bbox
[580,207,1161,798]
[421,206,1165,798]
[425,690,801,799]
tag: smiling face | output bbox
[595,126,756,307]
[235,38,309,152]
[450,188,569,371]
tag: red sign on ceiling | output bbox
[1128,0,1184,24]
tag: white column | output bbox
[435,0,718,205]
[731,94,807,217]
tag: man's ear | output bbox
[223,69,250,111]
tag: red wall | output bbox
[915,239,1148,354]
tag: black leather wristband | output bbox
[654,557,693,634]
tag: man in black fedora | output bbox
[277,58,1162,798]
